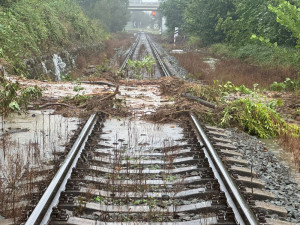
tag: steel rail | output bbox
[120,33,141,70]
[190,113,259,225]
[25,113,99,225]
[145,34,171,77]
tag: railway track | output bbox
[17,33,295,225]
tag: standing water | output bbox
[262,139,300,183]
[52,54,66,81]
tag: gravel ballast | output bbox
[227,129,300,223]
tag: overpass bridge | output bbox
[128,4,160,11]
[128,0,163,11]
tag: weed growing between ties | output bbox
[126,55,155,79]
[72,120,198,222]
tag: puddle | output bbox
[100,118,187,150]
[203,58,218,70]
[262,139,300,183]
[0,110,80,178]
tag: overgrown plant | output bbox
[220,98,299,138]
[127,55,155,79]
[269,77,300,92]
[0,75,42,116]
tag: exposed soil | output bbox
[72,32,134,79]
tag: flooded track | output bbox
[1,33,297,225]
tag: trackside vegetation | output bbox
[0,0,108,75]
[160,0,300,71]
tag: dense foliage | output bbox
[77,0,130,32]
[159,0,191,32]
[0,0,107,74]
[160,0,298,47]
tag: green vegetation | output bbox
[160,0,300,69]
[187,82,299,138]
[61,83,91,105]
[270,77,300,92]
[0,75,42,116]
[220,98,297,138]
[127,55,155,79]
[0,0,107,75]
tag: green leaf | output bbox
[9,101,20,111]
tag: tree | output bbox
[77,0,130,32]
[159,0,191,33]
[219,0,296,46]
[0,0,18,8]
[269,0,300,46]
[130,11,151,29]
[184,0,234,45]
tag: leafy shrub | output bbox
[220,98,298,138]
[0,75,42,116]
[270,81,286,91]
[219,81,254,95]
[127,55,155,78]
[270,77,300,92]
[187,36,202,48]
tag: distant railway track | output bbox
[16,32,294,225]
[121,32,171,77]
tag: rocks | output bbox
[85,65,98,75]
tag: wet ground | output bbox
[1,33,300,223]
[262,139,300,183]
[0,110,80,178]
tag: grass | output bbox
[71,32,134,80]
[173,52,210,80]
[210,59,297,88]
[173,52,298,88]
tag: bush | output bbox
[270,77,300,92]
[220,98,299,138]
[187,36,202,48]
[0,74,42,116]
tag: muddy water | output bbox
[101,118,186,151]
[203,57,218,70]
[0,110,80,178]
[119,85,173,117]
[262,139,300,183]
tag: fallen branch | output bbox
[1,128,29,136]
[79,85,120,108]
[29,103,74,109]
[81,81,116,87]
[100,85,120,101]
[181,93,216,109]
